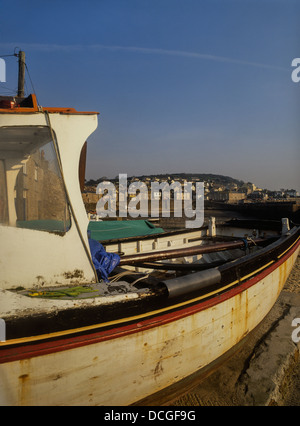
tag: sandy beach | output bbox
[172,256,300,406]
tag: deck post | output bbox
[209,216,216,237]
[282,218,290,234]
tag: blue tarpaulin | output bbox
[88,239,120,282]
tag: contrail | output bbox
[0,42,287,71]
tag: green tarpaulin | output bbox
[88,220,164,241]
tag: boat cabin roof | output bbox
[0,94,99,115]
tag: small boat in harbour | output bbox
[0,57,299,406]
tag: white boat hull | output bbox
[0,240,298,406]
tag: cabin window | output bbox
[0,126,71,233]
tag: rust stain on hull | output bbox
[18,360,31,405]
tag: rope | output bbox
[242,237,257,253]
[242,238,249,251]
[109,270,148,283]
[131,274,149,286]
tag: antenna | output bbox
[17,50,25,98]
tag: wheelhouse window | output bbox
[0,126,71,233]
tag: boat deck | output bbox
[0,239,264,323]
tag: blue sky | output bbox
[0,0,299,191]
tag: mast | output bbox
[17,50,25,98]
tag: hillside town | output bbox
[82,173,300,216]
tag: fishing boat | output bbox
[0,57,299,406]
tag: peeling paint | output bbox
[63,269,84,280]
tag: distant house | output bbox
[286,189,299,197]
[209,190,246,203]
[247,190,269,201]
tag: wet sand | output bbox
[172,256,300,406]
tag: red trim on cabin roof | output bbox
[0,238,299,364]
[0,94,99,115]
